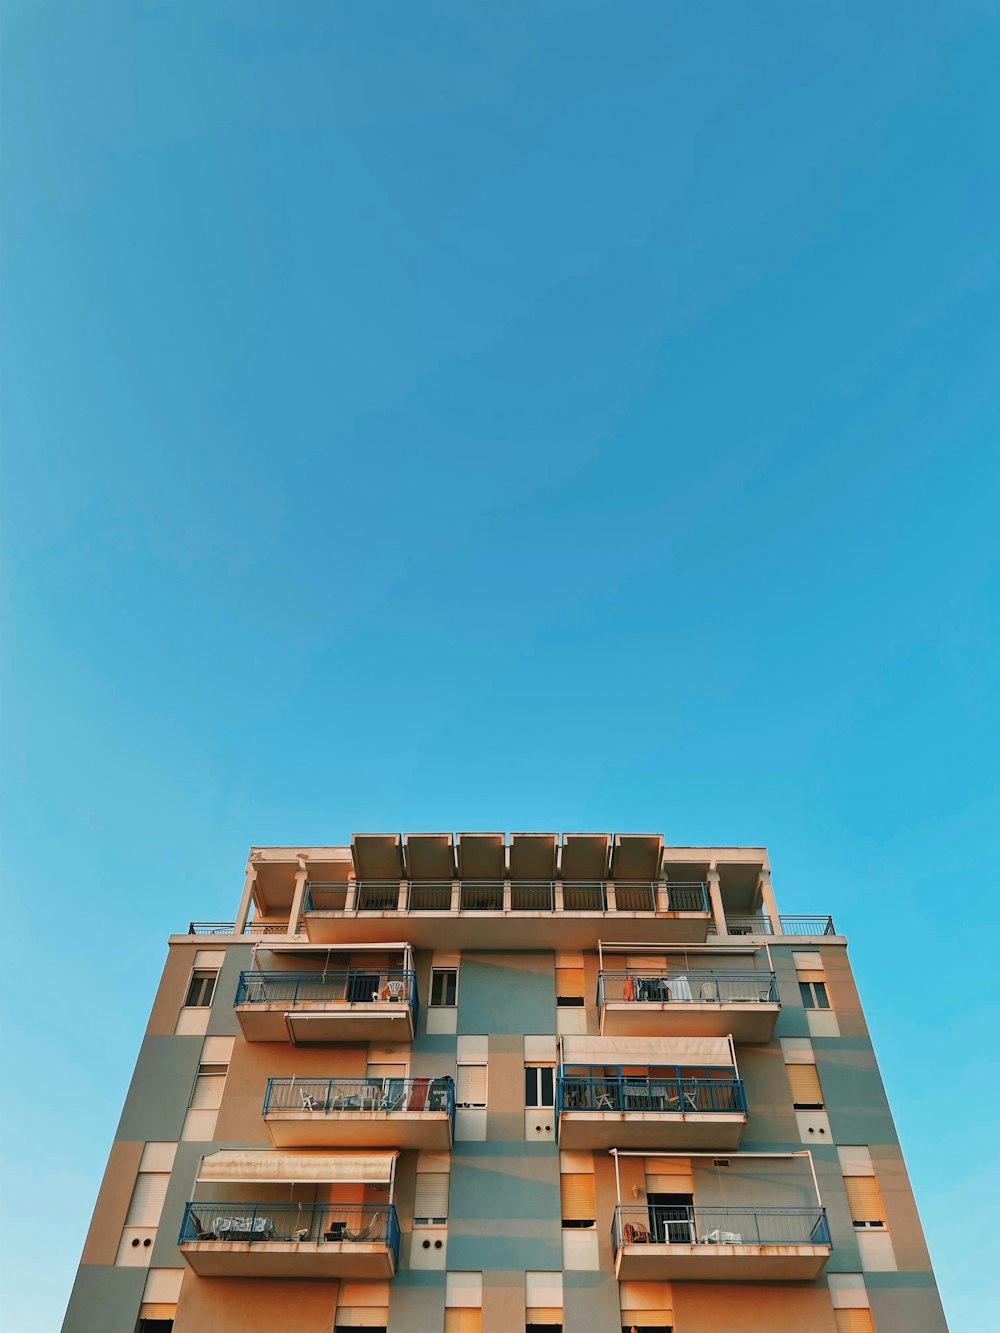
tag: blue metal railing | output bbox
[264,1075,455,1128]
[611,1204,830,1250]
[236,968,418,1029]
[597,969,777,1007]
[709,914,836,936]
[180,1201,400,1262]
[557,1074,746,1115]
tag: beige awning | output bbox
[197,1150,398,1184]
[561,1035,733,1066]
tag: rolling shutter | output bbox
[413,1172,450,1223]
[125,1172,169,1227]
[845,1176,886,1224]
[444,1312,482,1333]
[556,967,585,998]
[560,1173,597,1223]
[457,1063,488,1107]
[787,1064,824,1107]
[834,1310,874,1332]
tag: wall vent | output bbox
[713,1158,731,1167]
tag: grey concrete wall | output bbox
[115,1034,203,1142]
[61,1265,147,1333]
[386,1271,446,1333]
[564,1270,621,1333]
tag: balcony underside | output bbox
[600,1001,779,1042]
[235,1003,415,1044]
[264,1111,452,1150]
[615,1241,831,1282]
[180,1239,396,1279]
[558,1111,746,1151]
[304,911,711,950]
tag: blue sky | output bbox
[2,3,997,1329]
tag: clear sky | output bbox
[2,3,997,1330]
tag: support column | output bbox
[707,867,728,935]
[288,861,308,937]
[758,867,781,935]
[234,864,257,936]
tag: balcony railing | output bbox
[612,1204,830,1250]
[303,881,710,915]
[180,1201,400,1259]
[188,921,295,936]
[558,1075,746,1115]
[264,1076,455,1124]
[236,968,417,1012]
[598,969,777,1006]
[709,914,836,937]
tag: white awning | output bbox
[561,1035,734,1066]
[197,1150,398,1184]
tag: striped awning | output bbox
[197,1150,398,1184]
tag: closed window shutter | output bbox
[413,1172,450,1222]
[787,1064,824,1107]
[190,1072,226,1109]
[834,1310,875,1332]
[444,1311,482,1333]
[845,1176,886,1224]
[620,1312,673,1329]
[556,967,585,998]
[797,969,825,983]
[560,1173,597,1222]
[457,1064,488,1106]
[334,1307,390,1328]
[125,1172,169,1226]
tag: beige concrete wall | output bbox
[482,1270,524,1332]
[147,946,199,1036]
[80,1139,144,1265]
[173,1275,339,1332]
[672,1281,838,1331]
[486,1034,526,1142]
[214,1041,368,1141]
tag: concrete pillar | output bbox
[605,881,617,913]
[287,862,308,937]
[234,864,257,935]
[397,879,408,912]
[707,867,728,935]
[502,879,512,913]
[758,867,781,935]
[345,879,358,912]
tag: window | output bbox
[125,1173,169,1227]
[444,1313,481,1333]
[136,1322,174,1333]
[834,1313,874,1333]
[844,1176,887,1229]
[431,968,458,1006]
[525,1065,555,1108]
[555,967,585,1007]
[786,1063,824,1109]
[184,970,217,1008]
[189,1063,227,1110]
[456,1063,488,1108]
[413,1172,450,1225]
[560,1172,596,1228]
[797,970,830,1009]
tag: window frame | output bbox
[430,967,459,1007]
[184,969,218,1008]
[798,979,830,1010]
[524,1064,555,1108]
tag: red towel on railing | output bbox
[407,1078,430,1110]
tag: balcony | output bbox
[179,1202,399,1279]
[303,879,712,950]
[710,914,836,937]
[263,1076,455,1149]
[557,1073,746,1151]
[235,969,417,1044]
[612,1204,831,1281]
[598,969,779,1041]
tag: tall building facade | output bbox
[63,833,948,1333]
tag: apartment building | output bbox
[62,832,948,1333]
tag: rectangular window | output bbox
[555,967,585,1007]
[797,969,830,1009]
[845,1176,887,1228]
[431,968,458,1007]
[525,1065,555,1108]
[444,1313,482,1333]
[834,1312,875,1333]
[190,1064,228,1110]
[786,1063,824,1109]
[184,970,218,1008]
[413,1172,450,1225]
[456,1063,488,1108]
[560,1172,596,1228]
[125,1172,170,1227]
